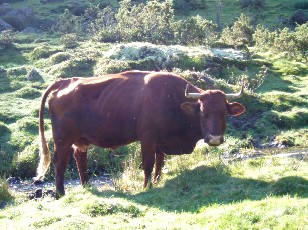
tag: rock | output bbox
[0,18,12,31]
[20,6,33,17]
[6,177,21,184]
[2,6,35,31]
[21,27,41,34]
[35,188,43,198]
[0,201,7,209]
[32,178,44,185]
[40,0,62,4]
[29,188,56,200]
[27,68,42,81]
[0,3,12,16]
[2,9,28,31]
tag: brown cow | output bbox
[35,70,245,196]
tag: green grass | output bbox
[0,152,307,229]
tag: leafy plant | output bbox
[174,15,217,46]
[60,33,80,49]
[53,9,84,34]
[253,22,308,62]
[0,176,13,204]
[220,13,254,48]
[0,30,15,49]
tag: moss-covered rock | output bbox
[49,52,71,64]
[15,86,41,99]
[48,56,96,78]
[30,44,60,60]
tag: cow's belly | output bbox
[157,128,202,155]
[158,136,200,155]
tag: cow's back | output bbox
[48,71,149,148]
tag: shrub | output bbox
[30,45,59,60]
[253,24,277,51]
[174,15,217,46]
[294,22,308,61]
[239,0,265,9]
[0,176,13,203]
[0,30,14,49]
[15,86,41,99]
[115,0,175,44]
[294,1,308,10]
[290,10,308,27]
[17,117,38,134]
[48,56,96,77]
[88,6,117,42]
[0,121,10,136]
[173,0,207,11]
[220,14,254,48]
[53,9,84,34]
[253,22,308,62]
[12,144,39,179]
[49,52,71,64]
[94,59,131,75]
[60,33,79,49]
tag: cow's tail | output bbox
[35,80,62,182]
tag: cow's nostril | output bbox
[206,135,223,146]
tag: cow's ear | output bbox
[227,102,245,116]
[180,102,199,115]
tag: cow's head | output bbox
[181,84,245,146]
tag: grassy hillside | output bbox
[0,1,307,228]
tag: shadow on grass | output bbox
[90,165,308,213]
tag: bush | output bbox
[0,30,14,49]
[290,10,308,27]
[0,121,10,137]
[239,0,265,9]
[294,22,308,61]
[60,33,80,49]
[220,14,254,48]
[17,117,38,134]
[116,0,175,44]
[15,86,41,99]
[53,9,84,34]
[95,59,131,75]
[174,15,217,46]
[254,22,308,62]
[294,1,308,10]
[30,45,59,60]
[0,176,13,203]
[253,24,277,50]
[48,56,96,77]
[88,6,117,42]
[173,0,207,11]
[49,52,71,64]
[12,144,39,179]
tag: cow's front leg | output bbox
[140,136,156,189]
[154,147,165,184]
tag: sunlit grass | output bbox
[1,152,307,229]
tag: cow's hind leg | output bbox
[154,147,165,184]
[73,144,89,186]
[53,141,73,197]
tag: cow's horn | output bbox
[225,84,244,100]
[185,84,202,99]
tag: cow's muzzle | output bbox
[205,135,224,146]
